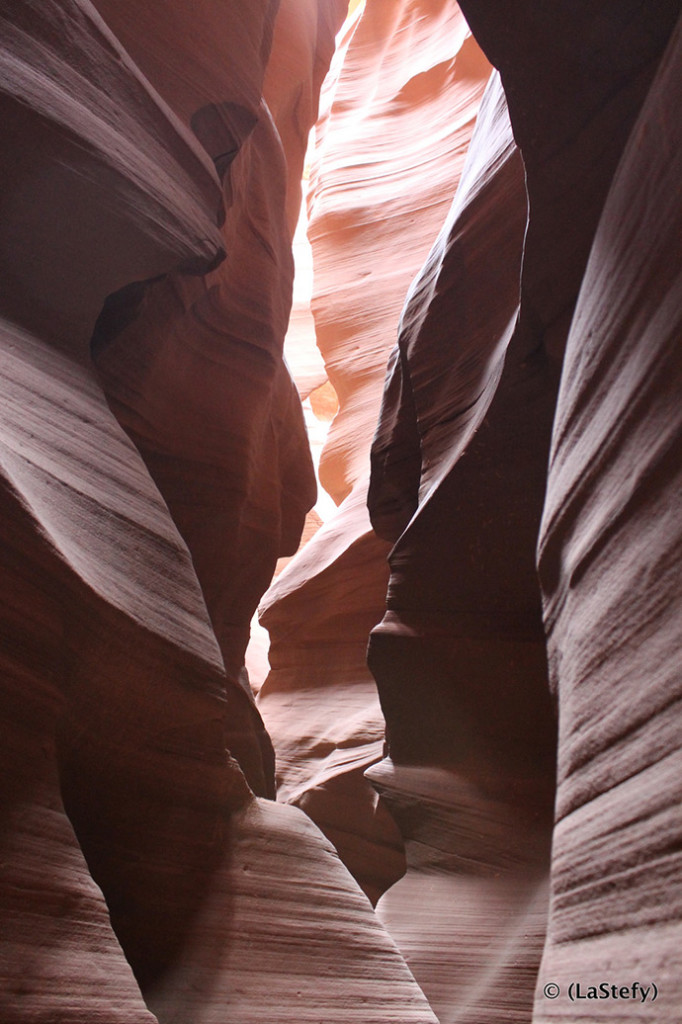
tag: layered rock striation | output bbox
[89,0,326,794]
[368,69,556,1024]
[367,1,682,1020]
[534,15,682,1019]
[258,0,492,904]
[3,0,682,1021]
[0,2,439,1022]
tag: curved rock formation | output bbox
[89,0,329,795]
[535,16,682,1019]
[368,70,556,1024]
[369,760,550,1024]
[258,0,492,903]
[0,7,235,1015]
[0,0,224,353]
[310,0,491,503]
[4,0,682,1020]
[259,485,398,902]
[456,0,682,359]
[367,1,682,1020]
[1,2,439,1021]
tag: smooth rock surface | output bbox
[259,485,396,902]
[371,761,551,1024]
[535,15,682,1020]
[0,5,240,1014]
[367,2,682,1021]
[0,317,244,1022]
[0,0,224,355]
[309,0,492,502]
[1,3,439,1021]
[145,798,438,1024]
[369,69,557,798]
[90,0,337,795]
[367,70,557,1023]
[258,0,492,903]
[456,0,682,358]
[5,1,682,1020]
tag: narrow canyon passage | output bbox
[1,3,681,1024]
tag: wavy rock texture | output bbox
[5,0,682,1020]
[0,320,250,1020]
[370,760,551,1024]
[258,0,492,903]
[0,7,232,1017]
[1,2,439,1022]
[310,0,491,502]
[259,485,400,903]
[367,1,682,1021]
[535,16,682,1021]
[368,71,556,1024]
[264,0,351,235]
[0,0,225,354]
[89,0,330,795]
[146,797,438,1024]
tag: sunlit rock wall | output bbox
[0,3,439,1022]
[258,0,492,903]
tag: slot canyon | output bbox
[1,1,681,1021]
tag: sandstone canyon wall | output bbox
[2,0,682,1022]
[258,0,493,904]
[368,69,557,1024]
[0,2,438,1022]
[366,0,682,1020]
[533,16,682,1021]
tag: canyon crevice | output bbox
[1,1,681,1022]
